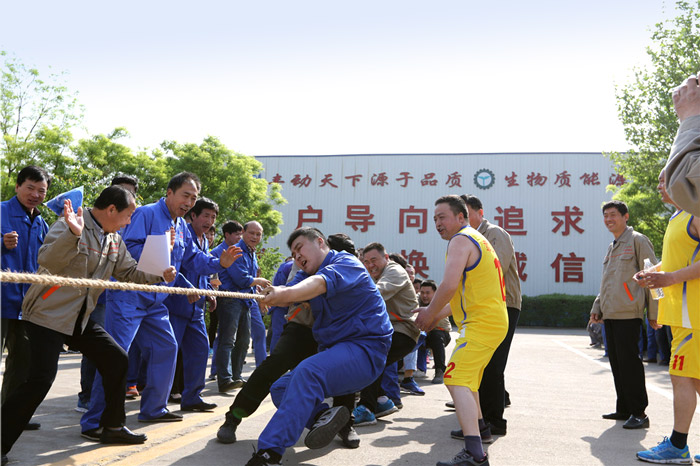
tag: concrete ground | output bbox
[2,327,699,466]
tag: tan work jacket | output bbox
[666,114,700,217]
[376,261,420,342]
[590,226,658,321]
[478,219,522,310]
[22,210,163,336]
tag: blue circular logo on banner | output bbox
[473,169,495,190]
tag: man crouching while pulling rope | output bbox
[243,227,393,466]
[1,186,178,462]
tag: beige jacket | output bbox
[478,219,522,310]
[665,114,700,217]
[376,261,420,342]
[590,226,658,321]
[22,210,163,336]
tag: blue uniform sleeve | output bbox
[181,226,223,276]
[174,272,194,289]
[272,261,292,286]
[121,207,149,261]
[227,253,256,289]
[317,256,360,299]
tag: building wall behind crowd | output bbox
[256,153,626,296]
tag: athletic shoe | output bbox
[245,449,282,465]
[636,437,692,464]
[437,448,489,465]
[446,401,455,409]
[694,454,700,463]
[126,385,139,398]
[400,377,425,396]
[432,369,445,384]
[216,413,240,444]
[337,423,360,448]
[304,406,350,449]
[75,399,89,413]
[81,428,103,442]
[450,425,494,444]
[352,404,377,426]
[376,399,399,418]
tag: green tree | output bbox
[1,52,82,200]
[163,137,287,278]
[609,0,700,255]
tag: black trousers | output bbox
[479,307,519,430]
[229,322,318,418]
[604,318,648,416]
[359,332,416,413]
[0,319,31,405]
[1,320,128,454]
[425,329,451,373]
[228,321,356,421]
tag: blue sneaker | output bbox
[352,404,377,427]
[694,453,700,463]
[376,399,398,418]
[400,377,425,396]
[75,399,89,413]
[637,437,692,464]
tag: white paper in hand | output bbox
[136,234,171,277]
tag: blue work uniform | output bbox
[81,198,224,429]
[258,250,392,456]
[163,223,212,408]
[268,260,294,352]
[211,239,262,384]
[1,196,49,320]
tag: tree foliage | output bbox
[0,53,287,278]
[609,0,700,255]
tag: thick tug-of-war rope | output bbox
[0,271,263,300]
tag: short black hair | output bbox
[327,233,356,256]
[363,242,386,256]
[435,194,467,218]
[93,185,135,212]
[189,197,219,217]
[111,174,139,192]
[602,200,628,216]
[413,278,423,286]
[420,279,437,291]
[287,227,326,250]
[460,194,483,211]
[167,172,201,193]
[17,165,51,188]
[388,252,408,269]
[222,220,243,235]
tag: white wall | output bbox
[256,153,626,296]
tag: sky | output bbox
[1,0,676,156]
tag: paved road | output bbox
[2,327,698,465]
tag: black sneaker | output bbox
[304,406,350,450]
[449,426,493,444]
[437,449,489,466]
[245,449,282,465]
[81,428,103,442]
[216,413,240,444]
[337,422,360,449]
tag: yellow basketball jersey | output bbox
[659,210,700,329]
[448,226,508,348]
